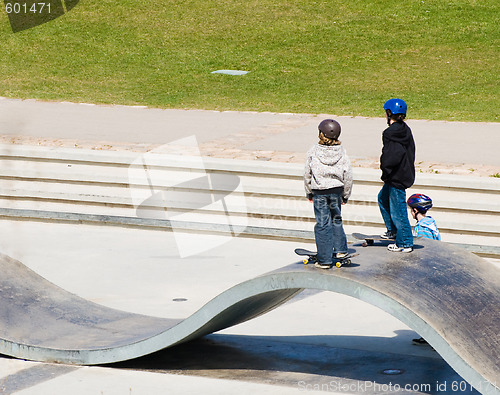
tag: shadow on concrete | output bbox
[112,332,478,395]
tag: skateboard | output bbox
[352,233,420,247]
[352,232,392,247]
[294,248,358,268]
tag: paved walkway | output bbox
[1,97,499,177]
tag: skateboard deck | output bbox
[294,248,358,268]
[352,232,392,247]
[352,233,420,247]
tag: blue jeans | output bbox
[313,193,348,264]
[378,183,413,248]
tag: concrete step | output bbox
[0,144,499,256]
[1,183,499,237]
[1,152,498,205]
[2,160,499,223]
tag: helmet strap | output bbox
[385,110,392,125]
[416,210,426,220]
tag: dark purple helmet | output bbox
[318,119,341,140]
[407,194,433,213]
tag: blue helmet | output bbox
[383,98,407,116]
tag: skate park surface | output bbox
[0,98,499,394]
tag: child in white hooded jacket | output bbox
[304,119,353,269]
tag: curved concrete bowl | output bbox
[0,238,498,395]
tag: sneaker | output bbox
[380,231,396,239]
[314,262,332,269]
[387,243,413,253]
[336,252,349,259]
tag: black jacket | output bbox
[380,121,415,189]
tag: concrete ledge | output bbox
[2,143,500,190]
[1,162,499,215]
[3,188,499,230]
[1,207,499,258]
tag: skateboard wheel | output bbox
[336,262,342,268]
[345,259,351,265]
[303,259,308,265]
[362,242,368,247]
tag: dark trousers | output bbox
[378,183,413,248]
[313,192,348,264]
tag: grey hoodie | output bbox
[304,144,353,201]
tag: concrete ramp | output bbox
[0,238,498,395]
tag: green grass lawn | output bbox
[0,0,498,121]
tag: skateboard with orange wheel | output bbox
[294,248,358,268]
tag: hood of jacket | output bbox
[310,144,345,166]
[419,217,439,233]
[383,121,413,145]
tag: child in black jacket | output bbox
[378,98,415,252]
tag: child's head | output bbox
[407,194,433,219]
[383,98,407,124]
[318,119,341,146]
